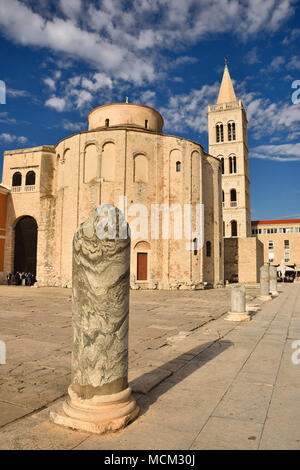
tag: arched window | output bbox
[216,125,220,143]
[228,122,236,141]
[232,122,236,140]
[25,171,36,186]
[230,189,237,205]
[176,161,181,172]
[221,157,224,174]
[231,220,238,237]
[105,119,109,127]
[233,156,237,173]
[206,241,211,257]
[193,238,198,256]
[12,172,22,187]
[216,124,224,143]
[220,124,224,142]
[134,154,148,183]
[229,156,233,174]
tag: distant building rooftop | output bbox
[252,219,300,225]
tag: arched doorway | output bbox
[14,216,38,275]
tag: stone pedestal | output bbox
[259,264,272,301]
[50,207,139,434]
[269,265,279,296]
[225,284,250,322]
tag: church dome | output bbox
[88,102,164,133]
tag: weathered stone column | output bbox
[50,208,139,434]
[270,265,279,296]
[259,264,272,301]
[225,284,250,322]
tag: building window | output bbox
[268,240,274,250]
[279,228,286,233]
[145,120,148,129]
[12,172,22,187]
[269,252,274,262]
[206,241,211,257]
[233,156,237,173]
[193,238,198,256]
[216,125,220,142]
[286,228,294,233]
[296,227,300,233]
[232,122,236,140]
[222,190,225,205]
[284,251,290,263]
[231,220,238,237]
[105,119,109,127]
[228,123,232,141]
[216,124,224,142]
[230,189,237,207]
[219,242,222,257]
[284,240,290,249]
[221,157,224,174]
[25,171,36,186]
[229,156,233,174]
[176,161,181,172]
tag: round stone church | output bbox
[1,100,223,289]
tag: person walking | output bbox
[7,273,12,286]
[27,272,33,287]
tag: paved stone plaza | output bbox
[0,283,299,449]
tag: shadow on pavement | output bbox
[130,339,233,416]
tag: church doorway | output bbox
[137,253,148,281]
[14,216,38,275]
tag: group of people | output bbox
[7,272,36,286]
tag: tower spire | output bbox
[217,58,237,104]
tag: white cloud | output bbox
[81,73,113,92]
[45,96,67,112]
[287,56,300,71]
[0,133,27,144]
[44,77,56,91]
[6,88,30,98]
[251,143,300,161]
[62,120,85,131]
[138,90,156,108]
[59,0,81,21]
[160,82,219,134]
[0,0,295,86]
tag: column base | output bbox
[225,311,251,322]
[271,291,279,297]
[258,294,272,301]
[50,386,139,435]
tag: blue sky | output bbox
[0,0,299,220]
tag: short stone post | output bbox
[50,208,139,434]
[259,264,272,301]
[269,265,279,296]
[225,284,250,322]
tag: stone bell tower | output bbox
[208,59,251,238]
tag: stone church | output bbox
[0,62,263,288]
